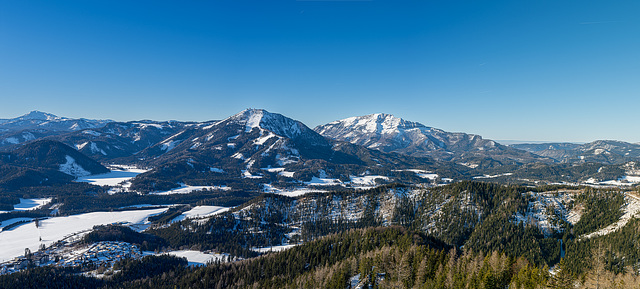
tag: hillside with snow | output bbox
[315,113,548,167]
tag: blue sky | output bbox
[1,1,638,142]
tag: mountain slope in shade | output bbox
[0,111,112,147]
[127,109,445,192]
[315,113,547,167]
[0,140,109,188]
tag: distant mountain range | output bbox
[0,111,111,147]
[1,109,639,189]
[512,140,640,165]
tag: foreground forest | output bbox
[2,226,640,288]
[2,181,640,288]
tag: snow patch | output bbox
[76,169,146,186]
[473,173,513,179]
[245,109,264,132]
[251,244,297,253]
[160,139,181,152]
[171,206,229,223]
[13,198,52,211]
[151,185,230,195]
[4,137,19,144]
[349,175,389,186]
[59,155,91,177]
[82,130,102,136]
[163,250,233,266]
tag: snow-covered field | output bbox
[162,250,232,266]
[151,184,230,195]
[0,198,52,214]
[585,175,640,187]
[76,168,147,186]
[305,176,342,186]
[0,208,167,262]
[0,217,34,230]
[171,206,229,223]
[11,198,52,213]
[349,175,389,186]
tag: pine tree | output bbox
[547,259,574,289]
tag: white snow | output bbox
[263,184,326,197]
[134,123,164,129]
[171,206,229,223]
[245,109,264,132]
[59,155,91,177]
[0,208,167,262]
[261,167,285,173]
[0,218,34,230]
[254,132,275,145]
[90,142,107,155]
[76,168,146,186]
[586,175,640,187]
[13,198,52,211]
[242,170,263,179]
[251,244,297,253]
[473,173,513,179]
[82,130,102,136]
[160,140,181,152]
[231,152,245,160]
[306,176,342,186]
[349,175,389,186]
[163,250,232,266]
[513,191,578,236]
[459,162,479,169]
[209,167,224,173]
[4,137,19,144]
[395,169,439,180]
[76,142,89,150]
[279,171,295,178]
[151,185,230,195]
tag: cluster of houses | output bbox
[58,241,142,269]
[0,241,142,275]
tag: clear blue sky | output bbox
[1,1,638,142]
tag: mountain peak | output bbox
[225,109,308,139]
[321,113,428,136]
[18,110,60,121]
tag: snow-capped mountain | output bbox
[127,109,443,192]
[315,113,546,167]
[0,111,112,147]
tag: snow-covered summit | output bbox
[317,113,432,140]
[223,109,310,140]
[316,113,543,164]
[16,110,61,121]
[0,111,113,147]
